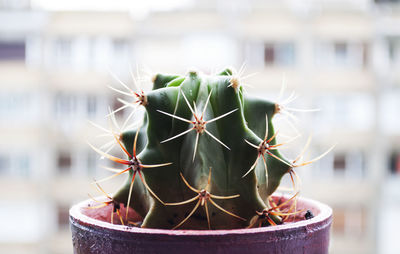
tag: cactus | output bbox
[88,68,332,230]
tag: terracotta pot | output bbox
[69,195,332,254]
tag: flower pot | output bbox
[69,195,332,254]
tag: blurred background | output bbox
[1,0,400,253]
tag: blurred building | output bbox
[1,0,400,253]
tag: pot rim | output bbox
[70,194,332,236]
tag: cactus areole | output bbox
[70,68,332,252]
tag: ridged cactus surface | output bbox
[89,68,328,230]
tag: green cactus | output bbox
[88,68,331,230]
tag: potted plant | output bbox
[69,68,333,254]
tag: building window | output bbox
[387,37,400,67]
[314,93,374,132]
[87,150,97,176]
[112,38,131,62]
[0,154,10,175]
[315,41,368,69]
[0,0,30,9]
[57,151,72,174]
[111,96,125,118]
[86,95,97,118]
[182,34,237,69]
[0,153,30,177]
[264,44,275,65]
[388,40,396,61]
[0,92,35,121]
[57,204,70,228]
[375,0,400,3]
[264,42,295,67]
[346,207,366,237]
[381,92,400,134]
[110,38,131,71]
[362,43,368,67]
[334,42,348,65]
[54,38,72,66]
[332,151,364,179]
[15,154,30,178]
[333,207,346,234]
[317,150,364,179]
[332,206,367,239]
[55,93,77,118]
[333,153,346,173]
[389,151,400,175]
[113,39,129,54]
[0,41,25,61]
[332,206,366,237]
[88,37,97,68]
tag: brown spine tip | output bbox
[274,103,282,115]
[151,74,158,83]
[141,95,148,106]
[230,77,240,90]
[187,70,198,76]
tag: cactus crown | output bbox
[88,67,332,230]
